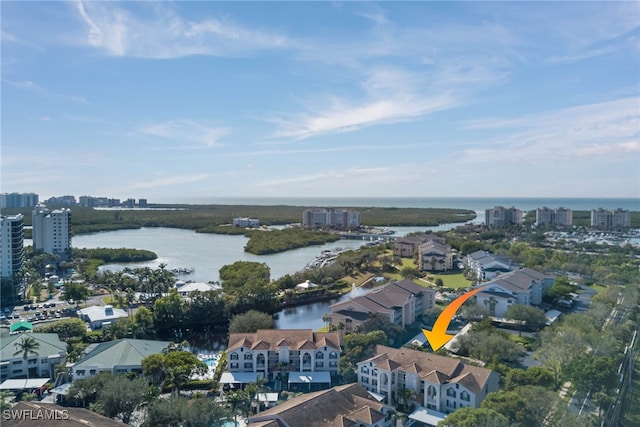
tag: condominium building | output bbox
[0,214,24,279]
[327,279,436,331]
[0,214,24,304]
[535,207,573,227]
[357,345,499,415]
[1,333,67,381]
[473,268,555,317]
[418,240,454,272]
[0,193,39,208]
[32,206,71,257]
[225,329,342,385]
[233,217,260,228]
[591,208,631,229]
[464,251,520,282]
[393,234,446,258]
[302,208,360,230]
[485,206,523,227]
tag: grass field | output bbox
[590,283,608,295]
[425,272,473,290]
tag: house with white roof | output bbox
[1,333,67,381]
[70,338,170,381]
[473,268,555,317]
[77,305,128,329]
[175,281,221,297]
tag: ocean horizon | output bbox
[168,196,639,212]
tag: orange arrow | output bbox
[422,286,487,351]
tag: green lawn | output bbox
[590,283,608,295]
[426,272,472,290]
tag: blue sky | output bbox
[2,1,639,202]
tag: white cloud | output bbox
[130,174,211,189]
[74,1,290,58]
[459,97,640,164]
[272,88,457,140]
[139,120,229,147]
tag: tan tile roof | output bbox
[228,329,341,352]
[365,345,494,391]
[421,370,450,384]
[375,359,401,371]
[403,362,422,374]
[347,406,386,424]
[330,415,356,427]
[449,371,482,393]
[248,383,389,427]
[251,340,270,350]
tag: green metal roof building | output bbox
[71,338,171,381]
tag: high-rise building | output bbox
[485,206,523,227]
[32,206,72,258]
[591,208,631,229]
[1,214,25,304]
[302,208,360,229]
[0,193,39,208]
[535,207,573,227]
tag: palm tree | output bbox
[162,365,190,397]
[13,336,40,388]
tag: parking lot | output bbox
[1,301,78,327]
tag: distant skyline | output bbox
[2,1,639,202]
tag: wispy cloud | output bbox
[271,92,456,139]
[270,64,460,139]
[139,120,229,147]
[130,174,211,189]
[74,1,290,58]
[3,79,89,104]
[460,97,639,164]
[1,31,42,49]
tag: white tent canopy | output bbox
[0,378,49,390]
[287,372,331,384]
[220,372,259,384]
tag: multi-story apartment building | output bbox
[393,234,446,258]
[138,198,148,208]
[357,345,499,417]
[0,193,39,208]
[1,333,67,381]
[44,195,76,206]
[418,240,454,272]
[591,208,631,229]
[302,208,360,230]
[225,329,342,383]
[464,250,520,282]
[0,214,24,304]
[485,206,523,227]
[327,279,435,331]
[233,217,260,228]
[473,268,555,317]
[535,207,573,227]
[32,206,71,258]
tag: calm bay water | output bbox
[70,196,637,334]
